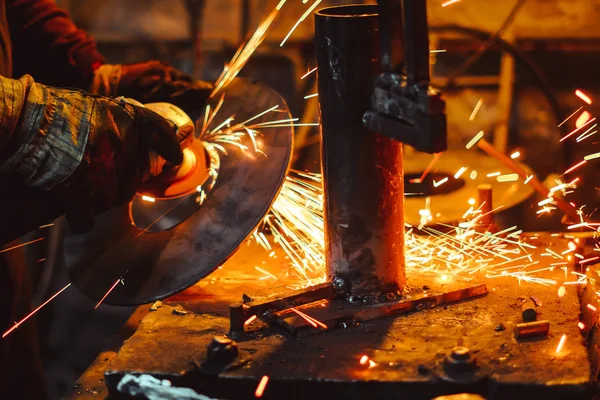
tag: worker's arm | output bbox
[6,0,104,88]
[0,74,182,235]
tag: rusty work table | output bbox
[66,236,594,400]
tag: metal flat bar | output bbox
[272,283,488,335]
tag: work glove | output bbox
[0,74,184,238]
[90,61,213,118]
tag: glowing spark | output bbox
[433,177,448,187]
[213,6,281,97]
[413,152,442,183]
[470,170,478,180]
[442,0,461,6]
[468,198,476,205]
[360,355,369,365]
[95,278,123,309]
[454,166,467,179]
[39,223,54,229]
[2,283,71,338]
[290,307,328,329]
[304,93,319,99]
[587,304,597,312]
[578,322,586,330]
[141,195,155,203]
[301,67,317,79]
[584,152,600,161]
[510,151,521,159]
[244,315,258,326]
[255,376,269,398]
[560,117,596,142]
[575,111,592,129]
[556,334,567,354]
[524,175,533,184]
[280,0,322,47]
[368,360,377,368]
[580,256,600,265]
[469,99,483,121]
[430,49,447,53]
[575,89,592,105]
[563,160,587,175]
[466,130,484,149]
[0,237,44,254]
[558,286,566,297]
[558,106,583,127]
[255,266,277,279]
[487,171,500,177]
[496,174,519,182]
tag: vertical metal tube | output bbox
[315,5,405,297]
[402,0,430,85]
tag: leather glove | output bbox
[90,61,213,118]
[0,74,183,239]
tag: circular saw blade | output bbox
[64,78,293,305]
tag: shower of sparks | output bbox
[95,278,124,309]
[466,131,484,149]
[442,0,461,6]
[255,376,269,398]
[469,99,483,121]
[301,66,317,79]
[211,4,283,97]
[0,237,44,254]
[280,0,322,47]
[560,117,596,142]
[575,89,593,105]
[2,283,72,338]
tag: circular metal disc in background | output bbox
[64,78,293,305]
[403,150,535,226]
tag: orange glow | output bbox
[575,111,591,128]
[563,160,587,175]
[556,334,567,354]
[255,376,269,398]
[360,355,369,365]
[142,195,156,203]
[442,0,461,6]
[558,286,566,297]
[368,360,377,368]
[587,304,597,312]
[290,307,328,329]
[578,322,585,330]
[95,278,122,309]
[244,315,258,326]
[0,237,44,254]
[575,89,592,105]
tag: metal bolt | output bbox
[444,346,477,375]
[332,276,346,290]
[450,346,470,361]
[206,336,239,367]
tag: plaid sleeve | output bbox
[0,74,92,189]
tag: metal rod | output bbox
[402,0,431,85]
[315,5,405,296]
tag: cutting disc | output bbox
[403,150,535,226]
[64,78,293,305]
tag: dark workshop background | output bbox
[26,0,600,398]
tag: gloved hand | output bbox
[0,74,183,236]
[90,61,213,118]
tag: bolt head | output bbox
[451,346,471,361]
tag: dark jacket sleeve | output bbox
[6,0,104,89]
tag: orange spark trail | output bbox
[575,89,592,105]
[556,334,567,354]
[442,0,461,6]
[244,315,258,326]
[301,67,317,79]
[558,106,583,127]
[0,237,44,254]
[560,118,596,142]
[290,307,328,329]
[95,278,123,309]
[255,375,269,398]
[3,283,71,338]
[563,160,587,175]
[575,111,591,128]
[412,152,442,183]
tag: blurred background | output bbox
[29,0,600,397]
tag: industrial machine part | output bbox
[64,78,293,305]
[363,0,447,154]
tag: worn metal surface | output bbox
[64,78,293,305]
[101,239,591,400]
[316,5,405,296]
